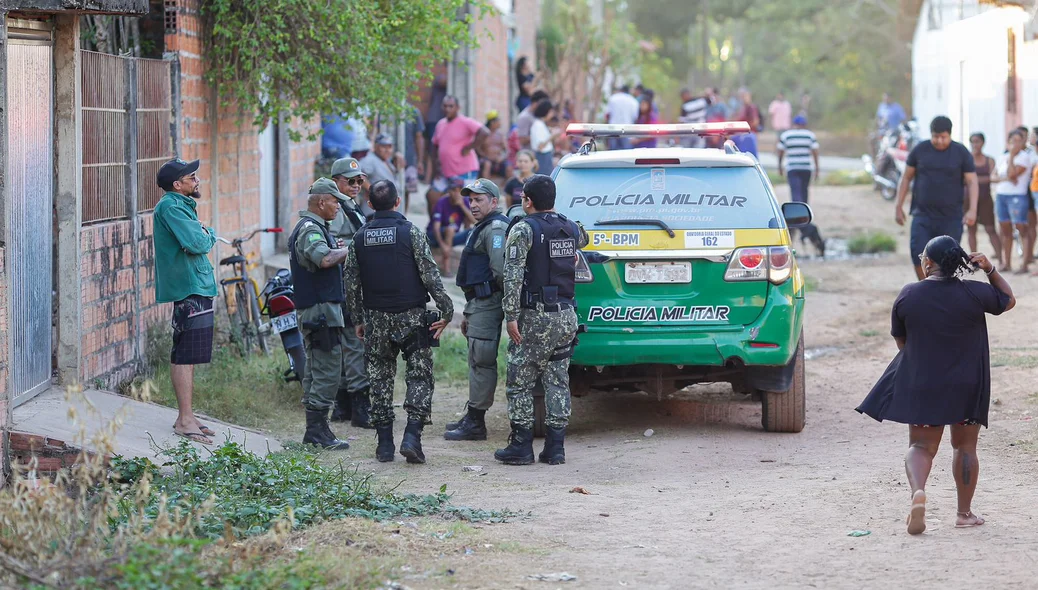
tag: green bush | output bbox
[848,232,897,254]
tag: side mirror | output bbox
[506,204,525,220]
[782,202,813,228]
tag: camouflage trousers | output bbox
[364,308,434,427]
[506,308,577,430]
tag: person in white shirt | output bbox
[604,85,639,150]
[990,128,1036,273]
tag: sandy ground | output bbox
[329,183,1038,589]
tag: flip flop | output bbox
[955,511,986,528]
[173,423,216,436]
[174,430,213,445]
[907,489,927,535]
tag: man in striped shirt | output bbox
[678,88,712,148]
[777,115,825,255]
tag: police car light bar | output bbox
[565,122,752,138]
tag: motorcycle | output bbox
[260,268,306,382]
[862,119,918,201]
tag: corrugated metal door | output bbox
[7,19,54,405]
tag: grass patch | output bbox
[139,327,303,431]
[847,231,897,254]
[859,329,880,338]
[0,411,517,588]
[991,352,1038,369]
[801,272,820,292]
[821,169,871,186]
[766,170,786,185]
[433,332,507,386]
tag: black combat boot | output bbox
[444,407,488,441]
[399,420,427,464]
[375,424,395,462]
[302,409,350,450]
[494,424,535,465]
[351,389,374,429]
[445,404,470,431]
[538,426,566,465]
[330,388,352,422]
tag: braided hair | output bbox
[923,235,974,278]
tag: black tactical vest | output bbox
[288,216,345,310]
[456,213,509,299]
[353,211,429,313]
[520,212,578,309]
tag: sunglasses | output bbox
[345,177,364,187]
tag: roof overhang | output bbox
[1,0,148,15]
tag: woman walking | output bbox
[965,133,1001,264]
[857,236,1015,535]
[991,129,1034,273]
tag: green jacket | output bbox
[153,191,218,303]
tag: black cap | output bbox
[157,158,200,191]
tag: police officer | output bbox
[344,180,454,463]
[495,175,588,466]
[328,157,373,428]
[444,179,510,441]
[289,178,353,449]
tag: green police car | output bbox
[547,122,813,433]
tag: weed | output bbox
[859,329,879,337]
[0,388,516,588]
[847,231,897,254]
[991,352,1038,369]
[766,170,786,185]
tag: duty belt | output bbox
[520,301,574,313]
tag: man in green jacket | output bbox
[153,158,219,445]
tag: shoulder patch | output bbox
[492,235,504,249]
[307,232,322,243]
[508,245,519,260]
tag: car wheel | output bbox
[761,335,806,433]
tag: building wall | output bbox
[77,0,320,388]
[0,247,7,487]
[912,1,1031,154]
[473,12,510,125]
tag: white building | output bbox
[913,0,1037,154]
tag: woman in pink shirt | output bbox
[768,93,792,132]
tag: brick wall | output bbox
[74,0,320,388]
[473,13,510,126]
[287,117,322,218]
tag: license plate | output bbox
[271,312,298,334]
[625,262,691,284]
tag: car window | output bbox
[553,166,781,230]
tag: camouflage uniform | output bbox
[502,219,589,430]
[344,224,453,426]
[328,196,371,400]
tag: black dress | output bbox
[856,277,1010,427]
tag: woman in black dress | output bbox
[857,236,1015,535]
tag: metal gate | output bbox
[6,19,54,405]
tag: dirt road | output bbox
[342,183,1038,589]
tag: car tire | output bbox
[761,335,806,433]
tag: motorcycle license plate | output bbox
[271,312,298,334]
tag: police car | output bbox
[542,122,812,433]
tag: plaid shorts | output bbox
[170,295,215,365]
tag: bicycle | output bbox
[216,228,283,357]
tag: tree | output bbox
[202,0,489,136]
[537,0,650,122]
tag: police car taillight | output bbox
[725,246,793,285]
[575,251,594,283]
